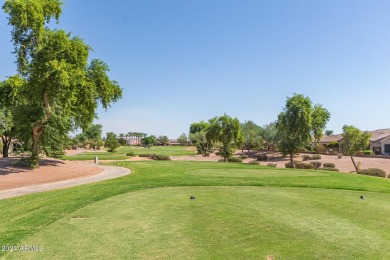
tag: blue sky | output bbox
[1,0,390,138]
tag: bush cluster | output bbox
[314,144,326,153]
[227,157,243,163]
[323,163,335,168]
[257,153,267,161]
[126,152,135,156]
[240,155,249,159]
[267,163,277,167]
[302,154,321,161]
[295,162,315,169]
[139,154,157,159]
[218,159,226,162]
[155,155,171,161]
[357,168,387,178]
[311,154,321,160]
[310,161,322,169]
[248,160,260,165]
[285,162,295,168]
[363,150,373,155]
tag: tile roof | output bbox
[368,128,390,142]
[317,134,343,143]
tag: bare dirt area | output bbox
[0,157,103,190]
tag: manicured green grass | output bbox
[115,145,197,156]
[63,146,196,160]
[2,161,390,259]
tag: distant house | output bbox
[369,129,390,155]
[168,139,181,146]
[315,128,390,155]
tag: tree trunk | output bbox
[290,152,294,167]
[1,136,11,158]
[31,125,45,168]
[350,155,358,172]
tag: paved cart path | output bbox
[0,165,131,200]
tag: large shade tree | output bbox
[3,0,122,166]
[240,120,263,152]
[277,94,330,166]
[342,125,371,172]
[207,114,243,162]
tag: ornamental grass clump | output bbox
[323,163,336,168]
[295,162,315,169]
[310,161,322,169]
[248,160,260,165]
[155,155,171,161]
[357,168,387,178]
[227,157,243,163]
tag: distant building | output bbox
[315,128,390,155]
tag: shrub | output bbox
[311,154,321,160]
[257,153,267,161]
[240,155,249,159]
[227,157,243,163]
[363,150,373,155]
[248,160,260,165]
[314,144,326,153]
[310,161,322,169]
[319,167,340,172]
[337,153,343,159]
[215,152,221,156]
[323,163,335,168]
[126,152,135,156]
[295,162,315,169]
[218,159,226,162]
[285,162,295,168]
[327,141,339,147]
[267,163,277,167]
[155,155,171,161]
[302,155,311,161]
[357,168,387,178]
[139,154,157,158]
